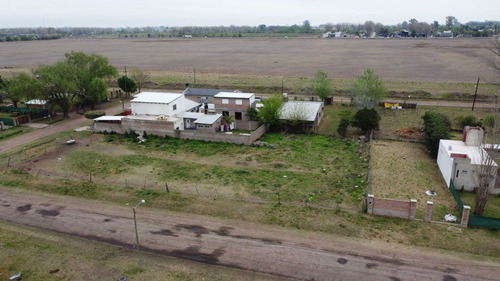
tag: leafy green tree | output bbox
[117,76,137,96]
[245,106,259,121]
[35,62,79,118]
[337,118,350,137]
[312,69,334,102]
[422,111,451,158]
[86,78,108,108]
[352,107,381,133]
[4,72,38,107]
[455,115,480,129]
[350,68,386,108]
[258,95,283,130]
[300,20,313,33]
[64,51,117,109]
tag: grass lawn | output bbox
[320,103,498,141]
[370,140,461,221]
[0,221,285,281]
[460,192,500,218]
[0,126,32,142]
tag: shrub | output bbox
[337,118,350,137]
[455,115,481,129]
[422,111,451,158]
[352,107,380,133]
[84,111,105,119]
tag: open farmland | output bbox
[0,37,497,84]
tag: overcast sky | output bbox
[2,0,499,28]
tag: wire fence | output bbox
[2,158,363,213]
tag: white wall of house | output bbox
[131,98,186,116]
[437,141,454,187]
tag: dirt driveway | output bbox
[0,102,126,155]
[1,189,498,281]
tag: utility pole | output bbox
[133,199,145,269]
[472,77,480,111]
[193,67,196,87]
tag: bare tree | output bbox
[130,68,150,93]
[487,36,500,76]
[474,129,499,216]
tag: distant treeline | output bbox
[1,18,499,40]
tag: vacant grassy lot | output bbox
[0,221,286,281]
[5,131,368,210]
[370,140,460,221]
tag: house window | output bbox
[235,99,242,105]
[173,104,177,111]
[235,112,242,120]
[222,99,229,104]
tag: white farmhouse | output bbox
[437,126,500,194]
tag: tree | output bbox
[350,68,386,108]
[130,68,150,93]
[352,107,380,133]
[281,101,308,130]
[258,95,283,130]
[245,106,259,121]
[446,16,458,28]
[473,139,498,216]
[312,69,334,102]
[35,62,79,118]
[87,78,108,107]
[422,111,451,158]
[364,21,375,37]
[337,118,350,137]
[324,23,334,32]
[301,20,313,34]
[487,36,500,77]
[117,76,137,96]
[4,72,37,107]
[64,51,117,109]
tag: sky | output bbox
[2,0,500,28]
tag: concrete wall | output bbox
[93,121,125,134]
[177,124,266,145]
[367,195,417,219]
[122,118,176,137]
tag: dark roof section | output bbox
[183,88,237,97]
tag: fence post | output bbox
[425,201,433,222]
[409,199,417,220]
[461,205,471,227]
[367,194,374,214]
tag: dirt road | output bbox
[0,102,126,155]
[1,189,498,281]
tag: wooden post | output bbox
[125,178,128,187]
[89,173,92,183]
[472,77,480,111]
[195,186,200,195]
[165,182,169,192]
[7,157,10,167]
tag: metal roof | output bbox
[131,92,182,104]
[25,99,48,105]
[280,101,323,122]
[179,112,222,124]
[214,92,255,99]
[93,116,125,121]
[184,88,236,96]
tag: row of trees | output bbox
[1,52,122,117]
[2,18,498,40]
